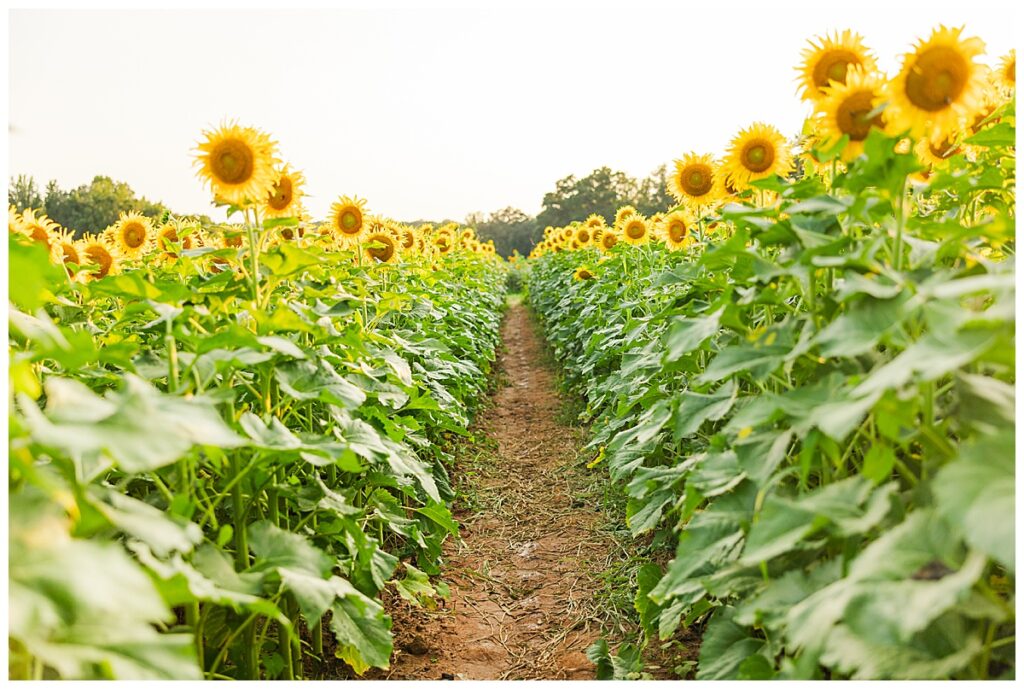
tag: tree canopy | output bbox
[7,175,195,238]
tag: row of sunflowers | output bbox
[9,122,507,679]
[528,26,1015,679]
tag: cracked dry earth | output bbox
[372,303,617,680]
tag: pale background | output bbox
[8,1,1018,223]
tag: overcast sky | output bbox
[8,2,1017,223]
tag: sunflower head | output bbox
[329,196,368,240]
[724,122,793,191]
[573,266,595,281]
[194,121,280,206]
[110,211,153,258]
[619,214,650,245]
[573,225,593,247]
[584,214,606,231]
[887,25,987,140]
[997,50,1015,90]
[798,30,878,102]
[614,206,637,226]
[362,228,400,264]
[49,228,82,277]
[264,165,306,219]
[596,227,619,252]
[658,210,693,250]
[19,208,58,250]
[79,233,119,280]
[816,67,889,160]
[914,134,963,168]
[669,152,722,208]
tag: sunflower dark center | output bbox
[668,221,687,243]
[837,90,883,141]
[123,223,146,248]
[626,222,646,239]
[813,50,860,90]
[212,139,255,184]
[340,209,361,233]
[269,177,293,210]
[742,140,775,173]
[905,45,968,111]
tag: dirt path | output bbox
[375,302,617,680]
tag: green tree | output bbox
[634,164,675,216]
[34,175,171,238]
[8,175,43,213]
[468,206,538,258]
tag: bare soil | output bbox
[369,302,619,680]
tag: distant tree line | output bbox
[8,174,209,238]
[464,165,674,258]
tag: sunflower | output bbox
[614,206,637,225]
[669,153,722,209]
[798,30,878,102]
[619,214,650,245]
[723,122,793,190]
[110,211,153,258]
[329,196,368,241]
[397,225,418,253]
[596,227,619,252]
[263,165,306,219]
[997,50,1015,90]
[584,214,606,231]
[573,225,594,247]
[51,228,82,277]
[816,67,888,160]
[914,135,963,167]
[362,227,400,264]
[573,266,595,281]
[887,25,987,140]
[19,208,58,251]
[658,210,694,250]
[9,206,24,234]
[156,219,202,260]
[194,121,279,206]
[79,233,119,280]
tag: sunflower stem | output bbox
[893,178,907,271]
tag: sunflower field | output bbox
[9,124,507,679]
[528,28,1015,679]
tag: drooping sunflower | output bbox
[329,196,368,242]
[110,211,153,258]
[596,227,619,252]
[669,153,722,209]
[573,266,595,281]
[723,123,793,191]
[798,30,878,102]
[79,233,119,280]
[886,25,988,140]
[816,67,888,160]
[658,210,694,251]
[362,227,400,264]
[194,122,279,206]
[618,214,650,245]
[614,205,637,226]
[997,50,1015,90]
[19,208,58,252]
[263,165,306,219]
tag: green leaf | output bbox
[9,235,64,310]
[696,607,765,680]
[932,431,1015,571]
[20,376,243,475]
[275,359,367,410]
[329,578,393,674]
[673,380,737,439]
[248,520,333,576]
[663,308,722,362]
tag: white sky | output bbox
[7,2,1018,223]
